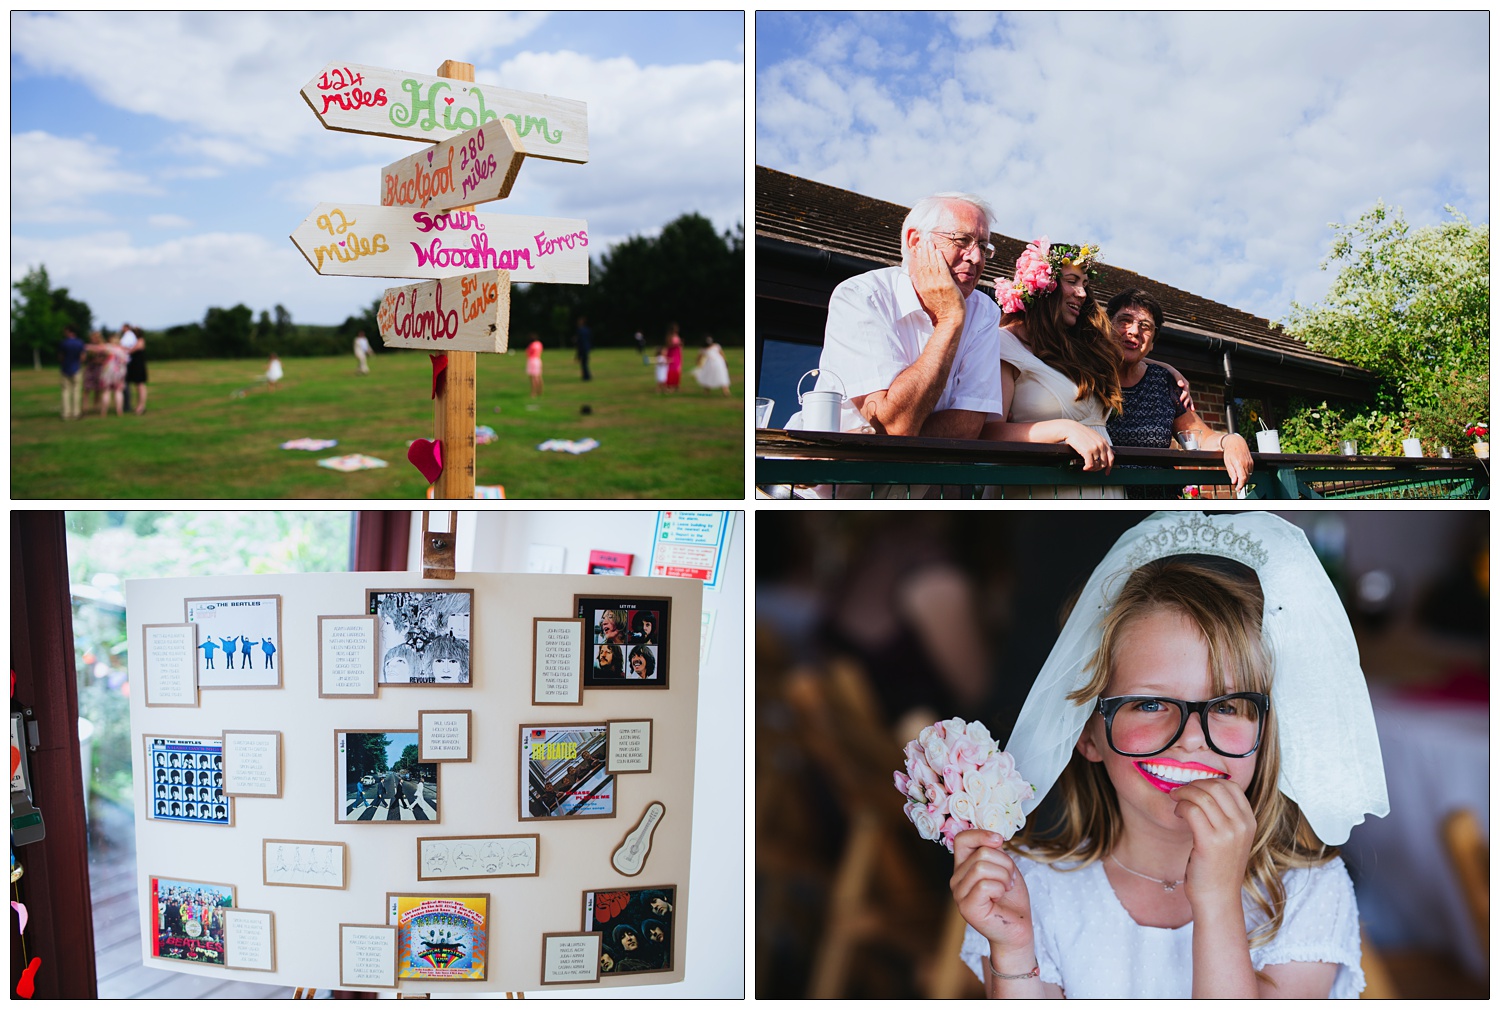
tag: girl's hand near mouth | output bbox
[1173,777,1256,916]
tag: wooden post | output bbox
[432,59,478,500]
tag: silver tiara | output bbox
[1122,513,1270,571]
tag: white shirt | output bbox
[959,853,1365,998]
[120,330,139,351]
[812,266,1002,433]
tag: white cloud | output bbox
[11,130,159,222]
[164,133,267,166]
[277,163,390,209]
[148,214,193,229]
[11,12,552,156]
[756,11,1487,320]
[482,50,745,236]
[11,230,388,327]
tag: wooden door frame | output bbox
[11,510,98,998]
[354,510,413,572]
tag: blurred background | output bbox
[755,509,1488,998]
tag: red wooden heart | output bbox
[430,353,448,398]
[17,956,40,998]
[407,439,444,484]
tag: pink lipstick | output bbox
[1132,758,1228,794]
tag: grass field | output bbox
[12,347,745,499]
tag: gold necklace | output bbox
[1110,853,1182,892]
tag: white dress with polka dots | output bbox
[959,852,1365,998]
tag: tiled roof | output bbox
[756,165,1370,375]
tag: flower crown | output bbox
[995,237,1101,315]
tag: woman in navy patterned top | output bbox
[1105,290,1254,497]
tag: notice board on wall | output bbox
[125,571,700,993]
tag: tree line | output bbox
[11,212,743,365]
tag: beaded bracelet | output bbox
[987,959,1039,981]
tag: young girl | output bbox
[654,346,669,394]
[525,337,544,397]
[952,512,1386,998]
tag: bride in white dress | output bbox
[981,239,1124,499]
[692,337,732,395]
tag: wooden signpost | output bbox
[377,270,509,353]
[289,203,589,283]
[300,62,589,163]
[381,119,529,212]
[295,59,588,500]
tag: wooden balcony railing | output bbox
[755,430,1490,500]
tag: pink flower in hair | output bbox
[997,235,1101,314]
[997,285,1026,315]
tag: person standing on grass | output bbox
[122,323,149,415]
[99,331,130,417]
[354,331,372,374]
[692,336,732,396]
[59,325,85,420]
[575,315,593,381]
[654,344,669,393]
[634,330,647,363]
[665,324,683,392]
[82,330,107,415]
[265,352,284,391]
[526,335,544,397]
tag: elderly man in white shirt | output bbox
[811,192,1003,438]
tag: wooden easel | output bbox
[421,510,458,580]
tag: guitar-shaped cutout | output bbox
[611,801,665,876]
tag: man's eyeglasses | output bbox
[931,231,996,261]
[1095,692,1269,758]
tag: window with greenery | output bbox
[67,512,354,810]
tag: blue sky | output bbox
[11,12,745,328]
[756,11,1488,323]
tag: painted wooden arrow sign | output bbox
[290,203,589,283]
[301,61,588,164]
[377,270,510,352]
[382,119,527,212]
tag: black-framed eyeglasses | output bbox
[930,230,996,261]
[1095,692,1270,759]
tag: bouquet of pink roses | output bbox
[894,717,1035,853]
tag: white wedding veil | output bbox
[1004,511,1388,845]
